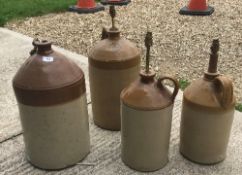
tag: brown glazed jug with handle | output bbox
[88,6,141,130]
[121,32,179,172]
[180,39,236,165]
[12,39,90,170]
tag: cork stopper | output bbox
[140,31,155,83]
[145,31,153,73]
[204,39,220,80]
[109,5,117,31]
[208,39,219,73]
[104,5,119,40]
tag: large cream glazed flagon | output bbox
[88,6,141,131]
[180,39,236,165]
[13,39,90,170]
[121,32,179,172]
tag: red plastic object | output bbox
[188,0,207,11]
[69,0,104,14]
[180,0,214,16]
[77,0,95,8]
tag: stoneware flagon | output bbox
[180,39,236,164]
[121,32,179,172]
[88,6,141,130]
[12,39,90,170]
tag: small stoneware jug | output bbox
[88,6,141,130]
[180,39,236,164]
[13,39,90,170]
[121,32,179,172]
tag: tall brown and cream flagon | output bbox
[89,6,141,130]
[121,32,179,172]
[180,39,236,164]
[13,40,90,170]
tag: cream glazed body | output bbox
[89,65,140,130]
[19,95,90,170]
[121,104,173,171]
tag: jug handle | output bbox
[157,76,179,102]
[214,76,234,108]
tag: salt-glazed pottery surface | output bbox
[180,40,236,165]
[88,6,140,130]
[121,32,179,172]
[12,40,90,170]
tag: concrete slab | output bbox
[0,28,242,174]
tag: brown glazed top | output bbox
[13,40,86,106]
[184,74,236,110]
[121,70,179,110]
[88,29,141,70]
[184,39,235,110]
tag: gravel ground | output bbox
[6,0,242,101]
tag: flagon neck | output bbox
[140,70,156,83]
[108,29,120,40]
[34,40,53,55]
